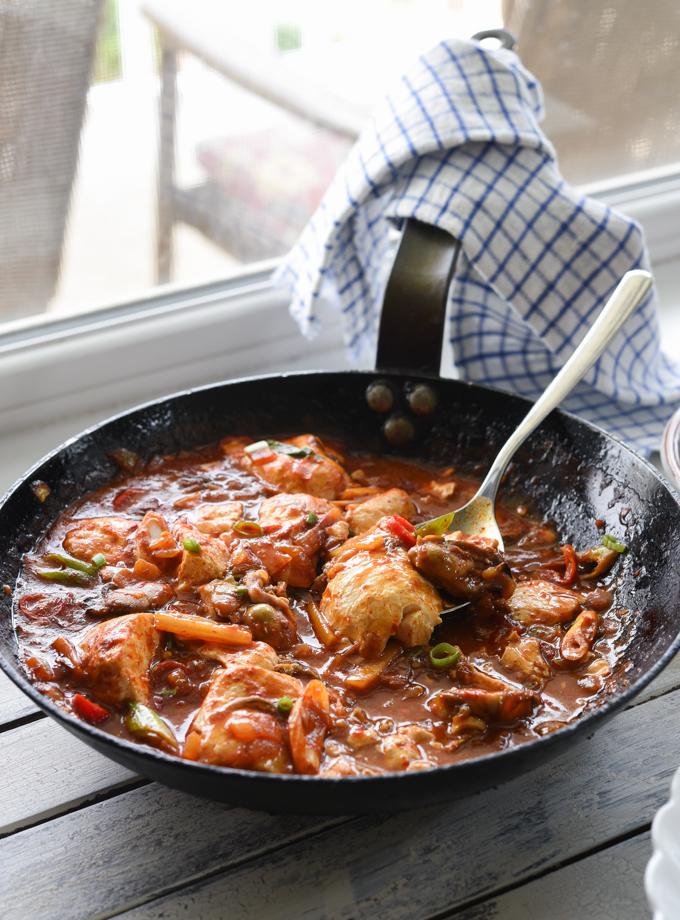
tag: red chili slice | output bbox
[113,488,148,511]
[72,693,110,725]
[384,515,417,547]
[554,544,578,586]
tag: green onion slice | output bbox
[306,512,318,526]
[124,700,179,751]
[233,521,264,537]
[159,687,177,698]
[602,534,626,553]
[429,643,461,669]
[164,634,175,652]
[277,696,294,714]
[37,569,89,586]
[91,553,107,569]
[182,537,201,554]
[244,440,270,454]
[234,586,249,599]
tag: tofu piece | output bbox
[321,534,443,658]
[187,662,302,772]
[191,502,243,536]
[508,579,582,626]
[346,489,417,536]
[79,612,161,706]
[258,492,343,556]
[224,434,351,499]
[63,517,137,566]
[172,523,230,589]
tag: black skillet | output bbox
[1,219,680,815]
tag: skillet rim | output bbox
[1,368,679,808]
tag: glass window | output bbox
[1,0,678,333]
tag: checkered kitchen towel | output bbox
[276,37,680,455]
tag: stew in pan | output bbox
[13,433,631,776]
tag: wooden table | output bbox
[2,651,676,919]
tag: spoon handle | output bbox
[475,269,654,504]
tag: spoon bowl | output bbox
[417,269,654,549]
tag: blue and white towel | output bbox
[276,38,680,455]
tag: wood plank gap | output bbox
[428,821,653,920]
[0,709,45,735]
[0,776,149,842]
[80,813,359,920]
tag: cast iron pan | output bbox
[1,221,679,815]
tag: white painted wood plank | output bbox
[0,718,138,834]
[14,688,677,920]
[1,646,679,839]
[0,670,38,726]
[0,784,351,920]
[455,831,653,920]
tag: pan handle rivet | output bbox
[408,385,437,416]
[384,415,414,446]
[366,382,394,413]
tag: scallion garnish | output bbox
[159,687,177,697]
[602,534,626,553]
[277,696,294,714]
[429,643,461,669]
[306,512,318,526]
[268,440,315,459]
[91,553,107,569]
[233,521,264,537]
[182,537,201,554]
[234,586,249,599]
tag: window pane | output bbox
[503,0,680,185]
[0,0,508,327]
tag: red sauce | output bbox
[13,435,631,776]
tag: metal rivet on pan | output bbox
[408,384,437,416]
[366,382,394,413]
[383,415,414,446]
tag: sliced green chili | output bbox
[44,552,108,577]
[233,521,264,537]
[37,570,89,586]
[429,642,461,669]
[277,696,294,714]
[124,700,179,751]
[602,534,626,553]
[182,537,201,554]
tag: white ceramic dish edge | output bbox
[646,766,680,919]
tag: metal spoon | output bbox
[417,269,654,551]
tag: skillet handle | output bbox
[375,219,461,375]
